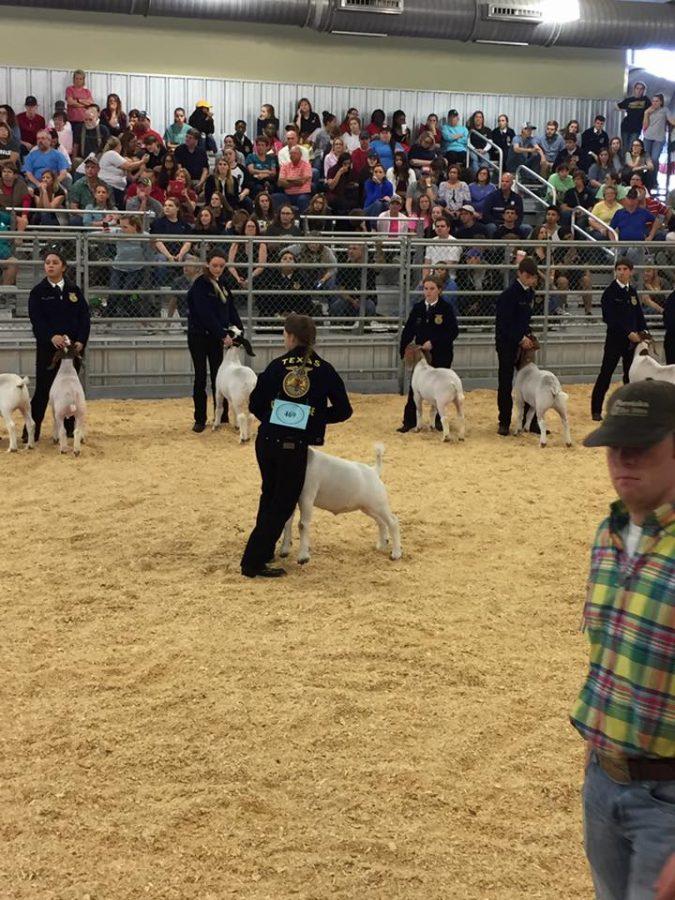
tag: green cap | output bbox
[584,381,675,449]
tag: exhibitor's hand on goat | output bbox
[51,334,66,349]
[520,336,534,350]
[223,336,233,348]
[421,340,432,351]
[628,331,641,343]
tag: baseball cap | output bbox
[84,156,99,167]
[25,95,38,106]
[359,131,370,140]
[521,121,536,130]
[138,176,152,186]
[583,381,675,449]
[389,194,403,204]
[460,204,477,214]
[137,110,149,118]
[448,109,459,117]
[196,99,212,109]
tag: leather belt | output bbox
[596,751,675,785]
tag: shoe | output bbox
[192,423,206,433]
[241,565,287,578]
[591,413,602,422]
[396,425,413,433]
[497,425,510,436]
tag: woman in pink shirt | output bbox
[65,69,94,155]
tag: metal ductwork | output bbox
[2,0,674,49]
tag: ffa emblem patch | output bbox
[434,314,443,325]
[283,368,310,399]
[69,292,78,303]
[631,297,637,306]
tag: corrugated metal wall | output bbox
[0,66,623,137]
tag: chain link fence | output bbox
[1,227,673,354]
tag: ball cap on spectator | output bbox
[359,131,370,140]
[389,194,403,204]
[583,381,675,449]
[84,154,99,166]
[448,109,459,117]
[521,121,536,130]
[138,110,149,118]
[54,100,66,111]
[196,99,212,109]
[460,204,477,214]
[25,95,38,106]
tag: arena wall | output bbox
[0,7,625,98]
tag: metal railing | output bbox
[515,164,556,211]
[466,130,503,183]
[571,207,618,263]
[1,230,672,329]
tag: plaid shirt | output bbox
[571,500,675,758]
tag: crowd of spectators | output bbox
[0,72,673,320]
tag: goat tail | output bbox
[373,442,385,477]
[541,372,561,397]
[69,403,77,415]
[19,375,30,389]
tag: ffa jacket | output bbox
[601,280,647,338]
[495,278,534,346]
[249,347,352,445]
[28,278,90,346]
[186,274,243,339]
[400,298,459,368]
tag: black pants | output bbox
[496,339,539,431]
[402,351,454,429]
[591,332,634,417]
[31,342,81,440]
[665,332,675,365]
[240,433,309,572]
[187,332,227,426]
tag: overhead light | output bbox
[540,0,580,24]
[631,48,675,80]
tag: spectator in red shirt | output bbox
[274,146,312,213]
[0,162,32,232]
[367,109,386,138]
[350,132,372,176]
[65,70,94,155]
[17,96,46,152]
[132,111,164,148]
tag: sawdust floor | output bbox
[1,386,609,899]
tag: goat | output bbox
[213,327,257,442]
[513,345,572,448]
[404,343,466,442]
[48,340,87,455]
[279,443,402,565]
[629,334,675,385]
[0,374,35,452]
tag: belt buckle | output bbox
[598,751,632,785]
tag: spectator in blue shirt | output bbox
[538,120,565,178]
[506,122,544,174]
[610,188,658,242]
[441,109,468,165]
[369,126,401,171]
[23,129,69,190]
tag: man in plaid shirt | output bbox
[572,380,675,899]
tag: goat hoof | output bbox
[279,550,290,559]
[74,451,80,457]
[298,557,310,565]
[8,447,17,453]
[390,550,402,561]
[566,442,573,448]
[53,438,59,444]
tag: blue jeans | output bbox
[584,754,675,899]
[642,139,664,168]
[272,191,311,213]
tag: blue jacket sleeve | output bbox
[664,291,675,333]
[248,362,277,422]
[28,286,52,344]
[324,366,353,424]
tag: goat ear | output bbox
[241,338,255,357]
[639,348,650,356]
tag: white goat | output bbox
[513,349,572,448]
[48,343,87,455]
[279,443,402,565]
[406,344,466,442]
[629,339,675,385]
[213,327,257,442]
[0,374,35,452]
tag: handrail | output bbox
[466,130,503,183]
[571,206,618,244]
[515,164,555,211]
